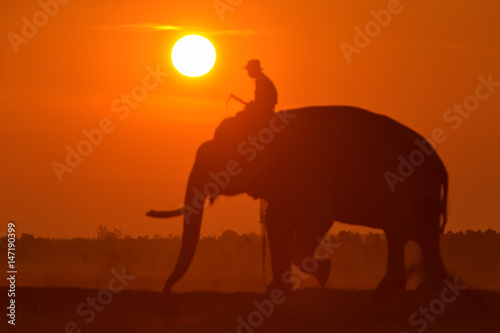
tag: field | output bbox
[6,287,500,332]
[2,229,500,332]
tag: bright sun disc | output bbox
[171,35,216,77]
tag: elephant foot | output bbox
[416,274,448,295]
[376,274,406,298]
[311,258,331,287]
[265,280,293,297]
[162,283,172,295]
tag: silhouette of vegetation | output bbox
[4,228,500,292]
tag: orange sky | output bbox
[1,0,500,238]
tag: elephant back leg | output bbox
[409,192,447,291]
[412,223,447,291]
[377,228,408,294]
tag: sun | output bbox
[171,35,216,77]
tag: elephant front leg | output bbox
[293,215,334,287]
[265,203,295,292]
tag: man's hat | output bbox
[244,59,263,71]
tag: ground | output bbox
[6,287,500,333]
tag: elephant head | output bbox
[147,110,306,293]
[146,137,253,293]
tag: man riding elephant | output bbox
[218,59,278,139]
[244,59,278,118]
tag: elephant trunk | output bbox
[163,171,206,293]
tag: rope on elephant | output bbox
[259,198,268,288]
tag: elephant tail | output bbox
[440,169,448,233]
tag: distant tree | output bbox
[484,228,498,238]
[20,233,36,241]
[219,229,239,240]
[96,225,122,240]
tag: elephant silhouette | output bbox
[147,106,448,295]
